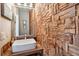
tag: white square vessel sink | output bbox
[12,38,36,52]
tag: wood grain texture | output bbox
[30,3,79,56]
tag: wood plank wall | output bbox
[30,3,79,56]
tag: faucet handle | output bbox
[24,34,27,40]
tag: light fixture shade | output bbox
[16,3,33,8]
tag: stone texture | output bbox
[0,3,11,55]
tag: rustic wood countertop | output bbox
[3,43,43,56]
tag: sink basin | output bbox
[12,38,36,52]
